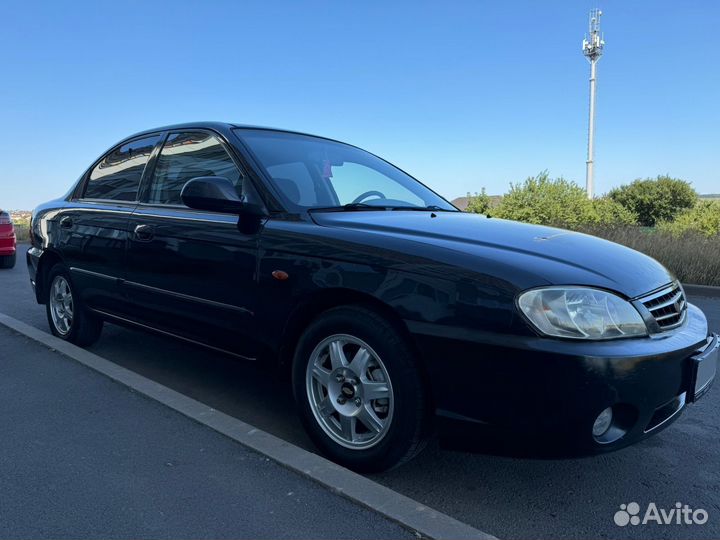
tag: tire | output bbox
[0,253,15,269]
[45,263,103,346]
[292,305,430,472]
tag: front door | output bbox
[124,131,260,358]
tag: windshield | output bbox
[234,129,456,212]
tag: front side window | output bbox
[328,162,425,207]
[265,161,316,206]
[145,132,242,206]
[235,129,455,211]
[84,135,161,201]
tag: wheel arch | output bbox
[35,249,65,304]
[278,288,433,403]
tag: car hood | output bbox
[310,211,674,298]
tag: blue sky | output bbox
[1,0,718,209]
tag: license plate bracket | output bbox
[689,334,719,403]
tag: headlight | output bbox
[517,287,647,340]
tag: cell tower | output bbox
[582,8,605,199]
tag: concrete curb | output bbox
[0,312,495,540]
[684,284,720,298]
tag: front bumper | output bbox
[26,246,42,301]
[409,303,716,456]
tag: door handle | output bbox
[59,216,73,229]
[134,224,154,242]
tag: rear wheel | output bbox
[45,264,103,346]
[293,305,430,472]
[0,253,15,269]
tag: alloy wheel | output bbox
[49,275,74,336]
[306,334,394,449]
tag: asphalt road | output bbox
[2,245,720,539]
[0,325,412,540]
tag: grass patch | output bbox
[577,225,720,286]
[14,224,30,243]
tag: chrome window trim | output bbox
[131,207,240,225]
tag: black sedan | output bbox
[27,122,718,471]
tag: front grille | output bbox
[639,282,687,330]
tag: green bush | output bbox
[608,175,697,227]
[658,200,720,237]
[490,172,636,227]
[491,172,590,226]
[465,189,492,214]
[590,198,637,226]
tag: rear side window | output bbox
[84,135,161,201]
[145,132,242,206]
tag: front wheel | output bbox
[45,264,103,346]
[292,306,430,472]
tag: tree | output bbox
[465,189,492,214]
[608,175,697,227]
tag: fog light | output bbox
[592,407,613,437]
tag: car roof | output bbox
[124,121,323,142]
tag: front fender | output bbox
[254,220,522,354]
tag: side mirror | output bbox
[181,177,266,217]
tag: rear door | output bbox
[57,134,163,313]
[123,130,260,358]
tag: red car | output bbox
[0,210,17,269]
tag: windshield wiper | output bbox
[308,203,391,213]
[389,205,456,212]
[309,203,458,213]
